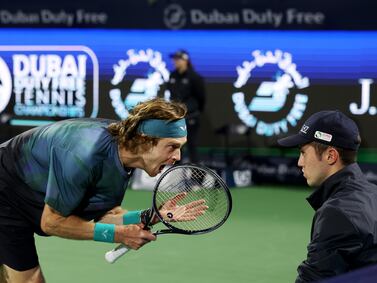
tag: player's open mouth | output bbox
[159,164,166,172]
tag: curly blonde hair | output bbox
[108,98,187,153]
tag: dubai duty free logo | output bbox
[232,49,310,136]
[0,45,99,126]
[109,49,170,119]
[163,4,187,30]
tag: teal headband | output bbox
[137,118,187,138]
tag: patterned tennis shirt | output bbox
[0,118,133,221]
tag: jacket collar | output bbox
[306,163,362,211]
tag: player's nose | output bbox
[172,149,181,163]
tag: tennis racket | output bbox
[105,164,232,263]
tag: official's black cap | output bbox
[169,49,190,61]
[278,110,360,150]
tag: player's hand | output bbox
[114,224,156,250]
[159,192,208,222]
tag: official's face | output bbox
[173,57,188,72]
[142,136,187,177]
[298,143,330,187]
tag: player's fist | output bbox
[114,224,156,250]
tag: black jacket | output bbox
[296,163,377,282]
[167,67,205,118]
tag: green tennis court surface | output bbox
[36,186,313,283]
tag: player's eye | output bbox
[169,144,179,150]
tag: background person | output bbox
[0,98,193,282]
[167,49,206,163]
[278,110,377,282]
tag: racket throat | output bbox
[154,229,192,236]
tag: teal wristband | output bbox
[93,223,115,243]
[123,210,142,225]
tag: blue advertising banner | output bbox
[0,29,376,148]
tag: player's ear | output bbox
[326,147,339,165]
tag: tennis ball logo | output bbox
[0,57,12,113]
[314,131,322,139]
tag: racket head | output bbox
[152,164,232,235]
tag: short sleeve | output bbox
[45,146,93,216]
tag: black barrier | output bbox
[197,148,377,187]
[0,0,377,30]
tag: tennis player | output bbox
[278,110,377,282]
[0,98,190,282]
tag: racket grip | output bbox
[105,244,130,263]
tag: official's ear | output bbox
[326,147,339,165]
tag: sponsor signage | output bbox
[232,50,309,137]
[0,1,376,30]
[0,46,98,126]
[163,5,325,30]
[109,49,170,119]
[0,9,108,27]
[0,29,376,149]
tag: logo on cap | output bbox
[314,131,332,142]
[300,125,309,134]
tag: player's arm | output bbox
[41,204,156,249]
[98,206,127,225]
[43,147,155,248]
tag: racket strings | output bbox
[155,167,230,232]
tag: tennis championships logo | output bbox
[0,46,99,126]
[109,49,170,119]
[232,49,310,136]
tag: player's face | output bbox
[298,143,330,187]
[143,136,187,177]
